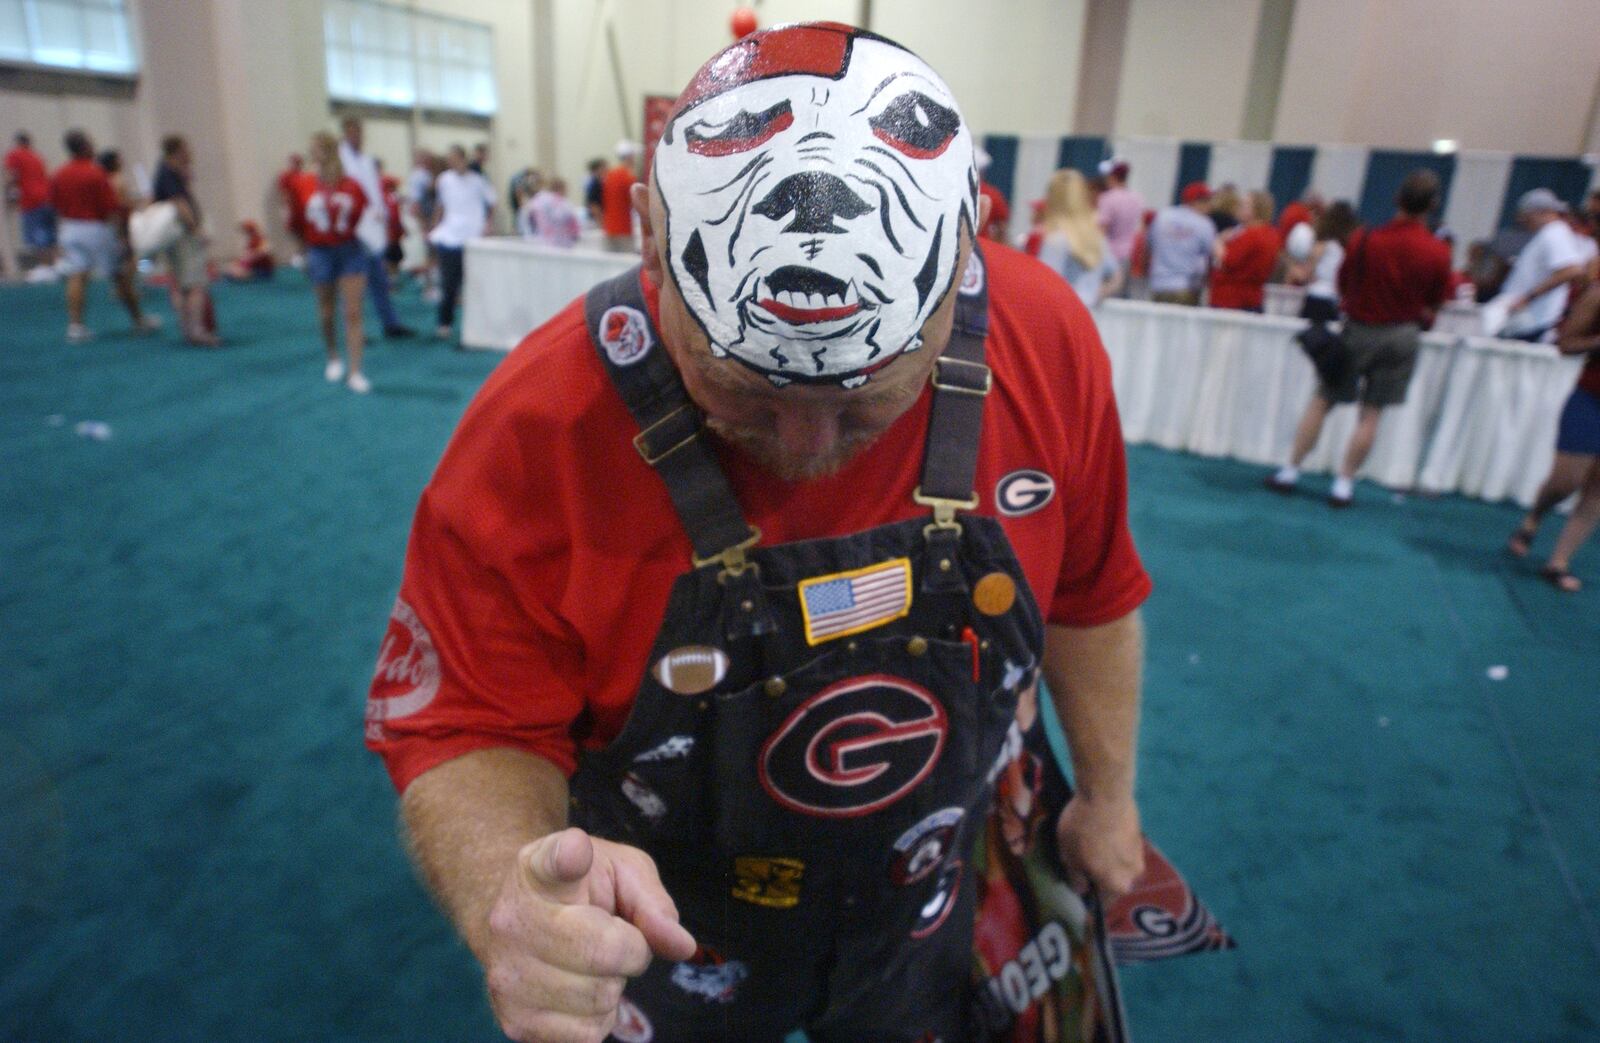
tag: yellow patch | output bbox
[731,856,804,909]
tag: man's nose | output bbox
[772,407,841,458]
[751,172,872,235]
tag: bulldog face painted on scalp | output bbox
[654,23,979,389]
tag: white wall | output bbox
[1112,0,1263,140]
[1276,0,1600,154]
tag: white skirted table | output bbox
[460,239,1581,507]
[1095,301,1581,507]
[461,238,635,353]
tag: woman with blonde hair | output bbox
[1030,168,1123,306]
[291,131,372,392]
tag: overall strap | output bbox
[584,267,760,575]
[916,246,992,575]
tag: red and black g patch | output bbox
[758,674,947,818]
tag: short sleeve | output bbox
[1046,306,1153,628]
[365,424,587,793]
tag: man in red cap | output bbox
[369,23,1150,1042]
[1145,182,1217,305]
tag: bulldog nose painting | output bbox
[654,23,978,387]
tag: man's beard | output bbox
[705,416,878,483]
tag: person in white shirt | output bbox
[1146,182,1218,304]
[1495,188,1586,341]
[339,118,415,338]
[427,144,495,341]
[1291,201,1359,323]
[518,177,581,249]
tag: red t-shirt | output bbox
[366,244,1152,792]
[292,176,367,248]
[51,158,118,221]
[6,146,51,211]
[601,164,636,236]
[1338,216,1452,325]
[1209,223,1281,310]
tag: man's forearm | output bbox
[1040,612,1143,801]
[399,746,569,959]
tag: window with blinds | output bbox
[323,0,495,116]
[0,0,138,75]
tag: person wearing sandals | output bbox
[1507,282,1600,592]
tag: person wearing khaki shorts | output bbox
[1266,171,1452,506]
[1320,321,1421,408]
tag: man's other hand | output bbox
[482,827,697,1043]
[1056,792,1144,902]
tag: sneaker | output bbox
[67,324,94,343]
[324,358,346,383]
[384,324,416,339]
[434,324,453,339]
[1328,475,1355,508]
[1263,474,1296,495]
[346,371,371,394]
[134,315,163,334]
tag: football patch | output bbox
[598,305,653,367]
[995,470,1055,517]
[759,673,946,818]
[652,645,729,695]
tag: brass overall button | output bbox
[907,636,929,656]
[763,677,788,698]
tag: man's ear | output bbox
[632,182,663,283]
[976,192,992,235]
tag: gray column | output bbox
[1240,0,1296,141]
[1071,0,1130,137]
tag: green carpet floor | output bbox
[2,275,1596,1042]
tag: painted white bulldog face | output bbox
[654,24,978,388]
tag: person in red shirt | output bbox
[1208,190,1281,311]
[276,153,310,246]
[52,129,157,342]
[367,23,1150,1042]
[293,131,371,393]
[1267,170,1452,506]
[223,220,275,281]
[1275,190,1323,241]
[6,131,58,272]
[1506,282,1600,591]
[600,140,638,251]
[379,171,405,271]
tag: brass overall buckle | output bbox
[693,526,763,581]
[913,487,978,540]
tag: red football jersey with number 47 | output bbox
[294,176,367,248]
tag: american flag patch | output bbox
[797,557,913,645]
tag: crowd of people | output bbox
[1000,155,1600,590]
[7,122,1598,584]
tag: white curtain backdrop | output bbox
[1442,152,1513,261]
[1006,135,1067,242]
[1310,144,1370,203]
[1207,141,1274,192]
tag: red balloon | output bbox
[730,7,758,38]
